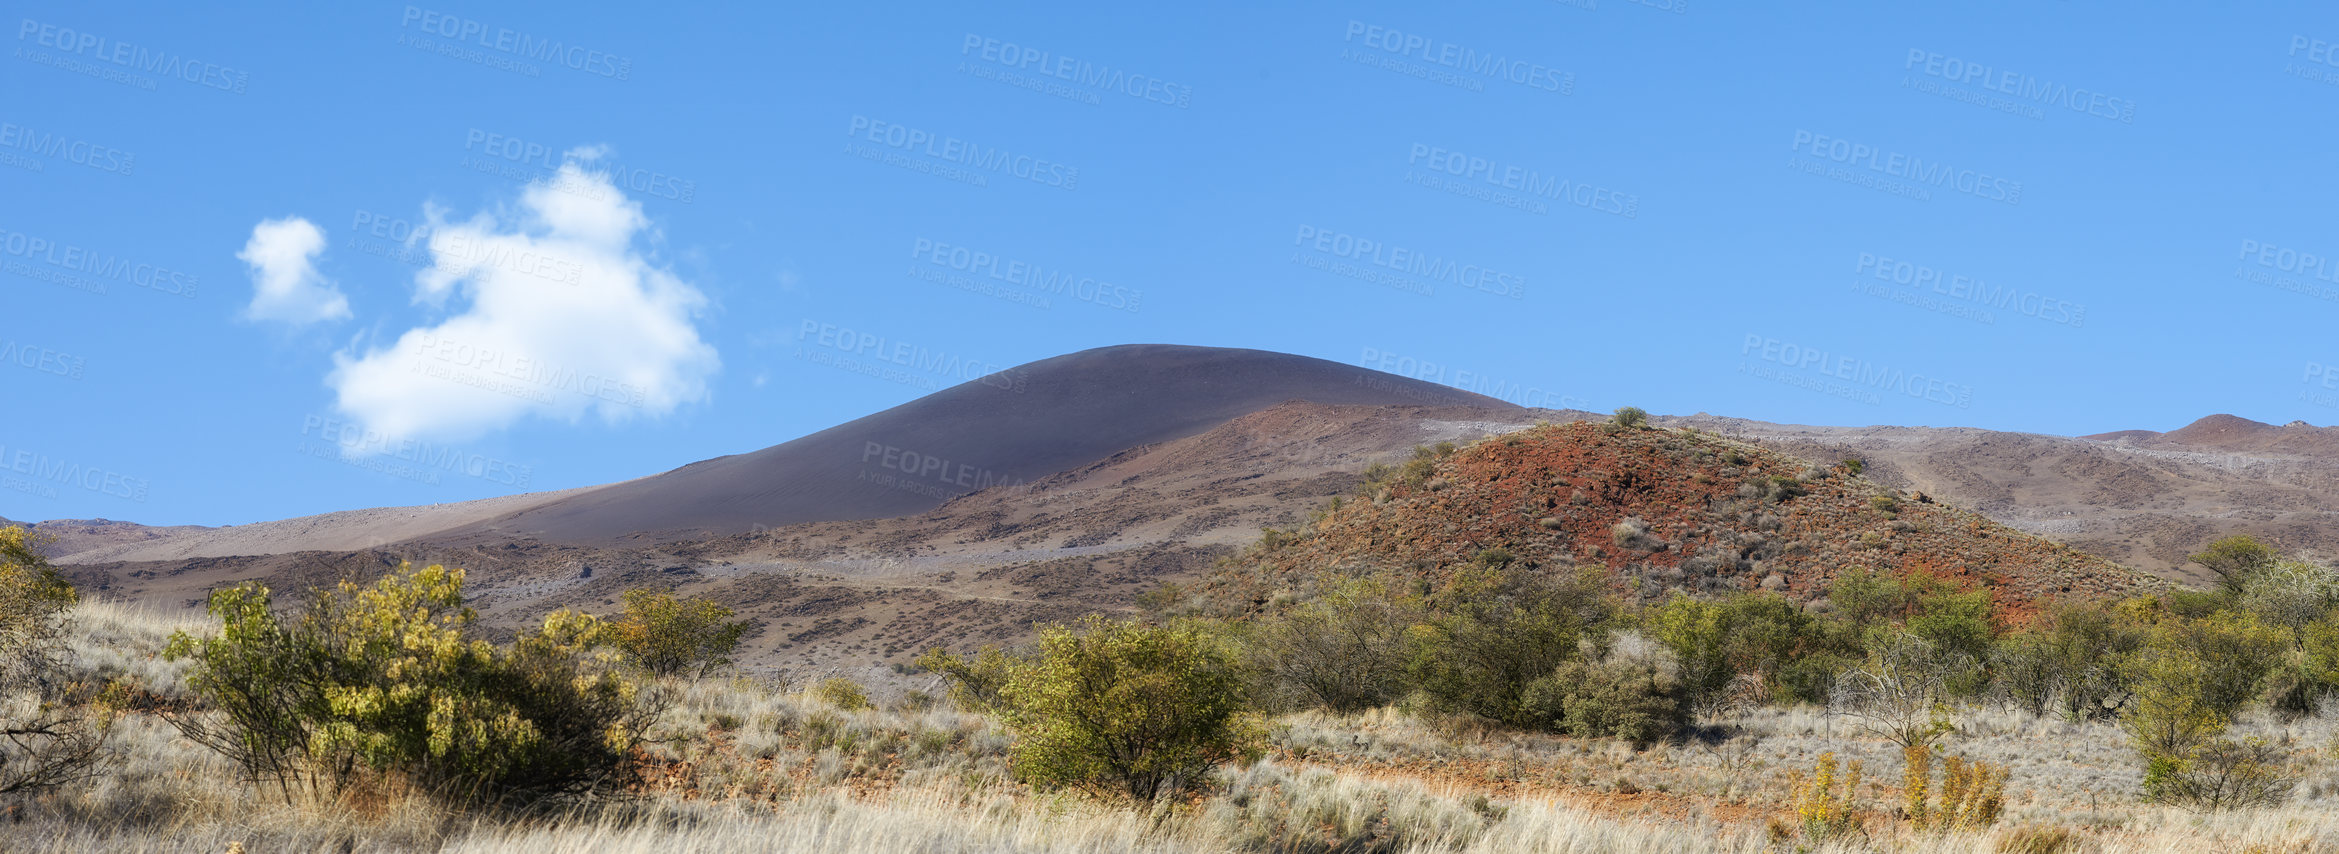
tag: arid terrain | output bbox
[11,345,2339,853]
[21,346,2339,686]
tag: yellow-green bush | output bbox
[610,588,750,679]
[165,563,662,807]
[978,615,1261,801]
[915,644,1014,713]
[809,677,871,711]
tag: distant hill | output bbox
[2085,414,2339,455]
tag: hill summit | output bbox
[444,344,1521,545]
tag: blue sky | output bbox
[5,0,2337,526]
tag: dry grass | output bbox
[7,601,2339,852]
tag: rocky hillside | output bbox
[1210,420,2160,621]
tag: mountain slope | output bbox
[440,344,1521,545]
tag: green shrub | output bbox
[1237,582,1411,714]
[165,563,661,807]
[985,616,1262,801]
[1646,592,1832,714]
[1840,458,1865,475]
[1408,568,1616,727]
[1610,407,1649,429]
[1869,495,1899,514]
[915,645,1015,712]
[1521,652,1688,747]
[611,588,750,679]
[2142,735,2295,810]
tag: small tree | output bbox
[2120,611,2287,806]
[987,616,1261,801]
[1611,406,1649,429]
[2238,560,2339,631]
[610,589,750,679]
[2190,535,2280,596]
[0,526,108,795]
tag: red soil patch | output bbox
[1213,422,2155,622]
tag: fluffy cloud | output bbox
[238,217,351,325]
[327,153,719,445]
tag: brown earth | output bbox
[1205,421,2158,623]
[1690,413,2339,582]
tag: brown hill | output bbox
[2087,414,2339,456]
[1209,421,2158,622]
[60,400,1539,680]
[437,344,1520,546]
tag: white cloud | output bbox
[238,217,350,325]
[327,155,719,446]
